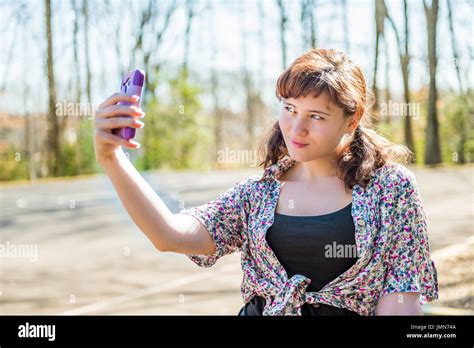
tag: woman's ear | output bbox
[347,116,359,134]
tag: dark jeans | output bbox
[238,296,360,316]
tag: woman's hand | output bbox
[93,92,145,166]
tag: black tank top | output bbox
[238,202,359,316]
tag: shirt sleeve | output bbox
[176,177,252,268]
[380,165,439,305]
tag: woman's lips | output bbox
[290,140,309,148]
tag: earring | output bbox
[342,133,351,144]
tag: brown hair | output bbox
[257,48,413,189]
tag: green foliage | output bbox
[442,93,473,164]
[75,119,98,174]
[60,119,98,176]
[0,146,28,181]
[136,67,211,171]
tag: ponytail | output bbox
[336,124,414,189]
[257,120,288,169]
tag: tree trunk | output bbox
[401,0,415,157]
[383,35,391,125]
[44,0,60,176]
[19,4,35,180]
[446,0,463,94]
[385,0,415,158]
[372,30,380,124]
[133,1,176,169]
[277,0,288,69]
[447,0,466,164]
[424,0,442,164]
[310,1,317,48]
[240,2,256,152]
[372,0,386,124]
[82,0,91,105]
[183,0,195,73]
[341,0,350,53]
[300,0,317,49]
[208,1,223,167]
[72,0,81,103]
[258,0,266,92]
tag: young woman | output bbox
[93,48,438,316]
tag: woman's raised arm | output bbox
[94,92,216,255]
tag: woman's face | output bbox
[279,92,356,163]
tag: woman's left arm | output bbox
[375,164,439,315]
[375,292,423,315]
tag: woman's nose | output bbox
[291,116,308,137]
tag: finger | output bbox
[95,117,144,130]
[98,92,140,110]
[96,129,141,149]
[95,104,145,119]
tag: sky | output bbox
[0,0,472,116]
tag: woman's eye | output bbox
[311,114,324,120]
[283,106,323,120]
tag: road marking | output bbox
[60,263,237,315]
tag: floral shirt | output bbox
[177,156,439,316]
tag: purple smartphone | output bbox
[112,69,146,140]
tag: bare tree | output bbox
[17,2,36,179]
[82,0,92,104]
[130,0,176,100]
[372,0,387,123]
[258,0,266,93]
[44,0,60,176]
[240,2,257,151]
[385,0,415,157]
[129,0,177,169]
[277,0,288,69]
[301,0,317,49]
[424,0,442,164]
[446,0,464,93]
[0,4,20,95]
[383,33,392,125]
[132,0,158,170]
[256,1,268,146]
[341,0,350,53]
[130,0,154,70]
[72,0,81,103]
[114,11,124,80]
[183,0,195,74]
[207,1,223,166]
[446,0,468,163]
